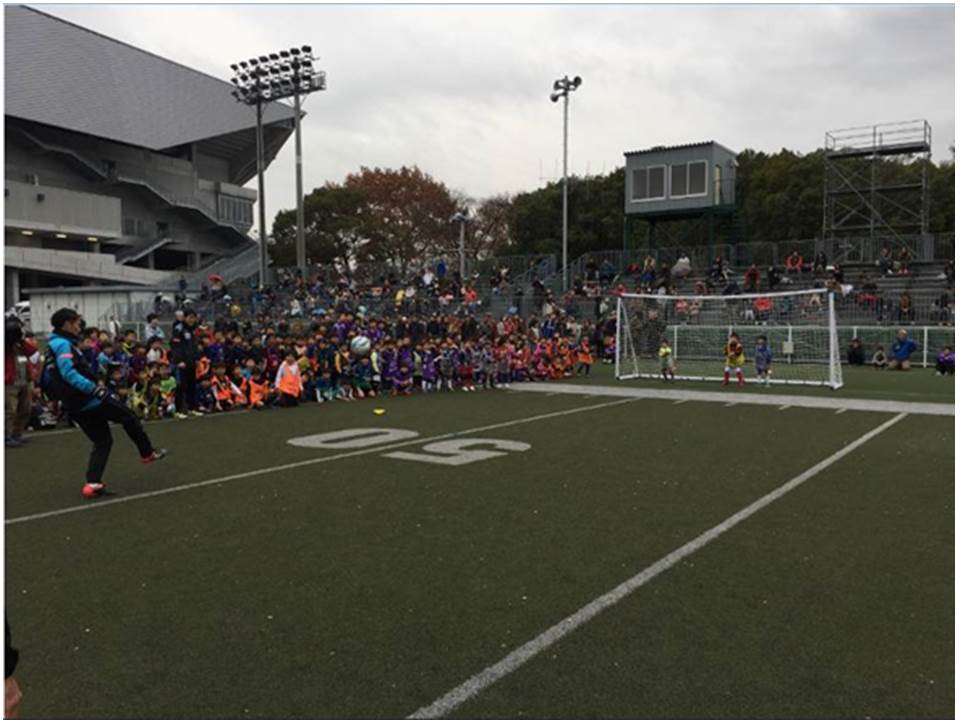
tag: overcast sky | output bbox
[42,3,956,225]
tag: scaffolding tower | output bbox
[822,119,931,249]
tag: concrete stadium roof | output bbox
[4,5,297,151]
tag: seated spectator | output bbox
[888,328,918,370]
[710,256,728,284]
[831,263,844,284]
[813,251,827,275]
[871,345,887,369]
[943,260,954,288]
[753,296,772,322]
[585,257,599,282]
[599,260,616,284]
[743,264,760,293]
[935,289,954,325]
[671,253,692,280]
[785,250,804,274]
[893,247,912,275]
[877,246,893,276]
[936,346,955,376]
[767,265,782,291]
[896,292,914,324]
[847,337,866,366]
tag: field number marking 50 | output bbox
[287,428,530,467]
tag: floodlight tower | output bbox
[451,210,471,280]
[550,74,582,293]
[230,47,326,284]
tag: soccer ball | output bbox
[350,336,371,356]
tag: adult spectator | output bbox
[877,246,893,276]
[5,317,36,448]
[671,252,692,281]
[847,337,866,366]
[639,256,656,287]
[170,308,202,415]
[896,292,914,324]
[935,288,954,325]
[888,328,918,370]
[785,250,804,275]
[767,265,782,291]
[436,258,447,282]
[710,256,727,284]
[743,264,761,293]
[599,259,616,285]
[585,256,599,282]
[942,260,954,288]
[894,247,912,275]
[813,251,827,275]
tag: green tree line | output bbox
[272,150,954,269]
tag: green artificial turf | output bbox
[4,382,954,718]
[571,361,955,404]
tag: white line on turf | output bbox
[835,408,848,415]
[6,397,638,525]
[507,382,954,417]
[672,399,689,405]
[778,405,791,411]
[724,402,738,407]
[407,412,909,719]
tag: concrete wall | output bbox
[25,288,156,335]
[5,179,122,237]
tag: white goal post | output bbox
[615,289,843,389]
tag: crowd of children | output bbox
[58,311,614,420]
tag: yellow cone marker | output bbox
[373,408,386,416]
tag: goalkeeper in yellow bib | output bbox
[722,333,746,387]
[658,338,675,382]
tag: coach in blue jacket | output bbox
[44,308,166,498]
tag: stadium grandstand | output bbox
[3,5,296,311]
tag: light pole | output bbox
[550,74,581,293]
[230,47,326,285]
[451,211,470,280]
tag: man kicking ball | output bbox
[42,309,167,497]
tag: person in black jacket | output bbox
[43,309,167,498]
[6,617,21,718]
[170,309,201,415]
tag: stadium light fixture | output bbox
[450,211,471,280]
[230,45,327,281]
[549,74,582,292]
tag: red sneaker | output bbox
[82,482,105,498]
[141,448,168,464]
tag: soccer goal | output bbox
[615,289,843,389]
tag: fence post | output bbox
[923,326,929,369]
[673,324,679,361]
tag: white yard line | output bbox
[778,405,792,411]
[835,408,848,415]
[407,412,908,719]
[508,382,954,417]
[6,397,637,526]
[672,399,689,405]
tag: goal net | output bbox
[616,289,843,389]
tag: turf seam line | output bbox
[507,382,954,416]
[406,412,909,719]
[6,397,638,525]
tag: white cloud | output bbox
[40,3,956,226]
